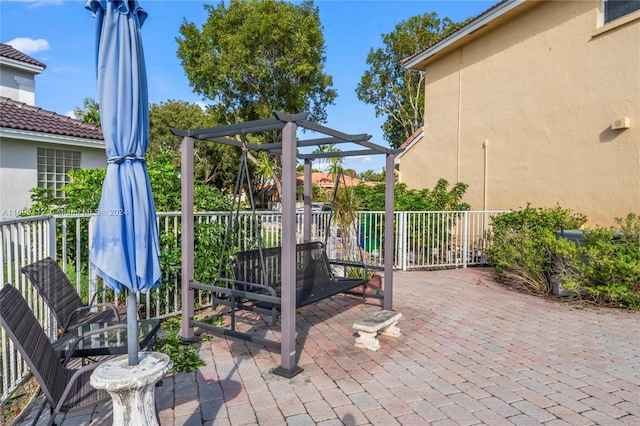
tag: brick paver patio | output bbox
[20,267,640,425]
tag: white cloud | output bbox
[6,37,50,55]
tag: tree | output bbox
[311,144,342,176]
[73,98,100,125]
[356,13,460,148]
[359,169,385,183]
[148,100,242,190]
[353,178,470,212]
[176,0,337,198]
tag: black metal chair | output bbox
[0,284,116,426]
[21,257,127,335]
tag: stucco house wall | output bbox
[399,0,639,226]
[0,136,105,215]
[1,44,105,217]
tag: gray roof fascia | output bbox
[402,0,525,70]
[0,127,106,150]
[0,57,45,74]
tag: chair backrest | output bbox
[0,284,65,406]
[21,257,85,330]
[231,242,334,294]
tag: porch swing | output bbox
[223,150,378,318]
[172,111,402,377]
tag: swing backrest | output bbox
[231,242,334,294]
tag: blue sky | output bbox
[1,0,494,173]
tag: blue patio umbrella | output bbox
[86,0,161,366]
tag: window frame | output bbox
[37,148,81,198]
[601,0,640,26]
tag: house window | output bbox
[603,0,640,24]
[37,148,81,198]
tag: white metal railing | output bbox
[0,209,506,403]
[0,215,56,404]
[394,211,506,270]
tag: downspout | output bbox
[483,139,489,211]
[456,47,463,182]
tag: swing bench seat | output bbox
[231,242,371,309]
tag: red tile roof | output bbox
[296,172,377,187]
[398,126,424,150]
[0,97,104,140]
[0,43,46,69]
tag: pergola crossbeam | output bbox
[299,149,381,160]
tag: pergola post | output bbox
[303,159,313,243]
[180,136,195,341]
[383,153,395,311]
[273,120,303,378]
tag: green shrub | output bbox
[556,213,640,309]
[486,204,586,295]
[158,316,206,373]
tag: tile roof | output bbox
[0,43,46,69]
[398,127,424,150]
[296,172,377,187]
[0,97,103,140]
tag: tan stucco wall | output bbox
[399,0,640,227]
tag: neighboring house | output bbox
[399,0,639,226]
[296,171,377,190]
[0,43,105,217]
[263,172,377,209]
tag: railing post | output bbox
[88,216,98,307]
[398,211,406,271]
[383,153,394,310]
[462,211,469,268]
[47,216,56,259]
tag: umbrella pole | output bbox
[127,289,139,366]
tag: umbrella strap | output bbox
[108,154,146,164]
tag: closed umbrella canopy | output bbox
[87,0,160,295]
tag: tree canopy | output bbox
[356,12,460,149]
[176,0,336,124]
[73,98,101,125]
[148,100,242,190]
[176,0,337,198]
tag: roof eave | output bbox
[0,128,106,150]
[394,128,424,163]
[0,57,46,75]
[402,0,528,70]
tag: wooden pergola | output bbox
[172,111,403,377]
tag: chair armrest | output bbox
[56,356,111,414]
[62,303,123,334]
[61,323,127,366]
[88,288,113,305]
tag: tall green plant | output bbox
[556,213,640,308]
[486,204,587,295]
